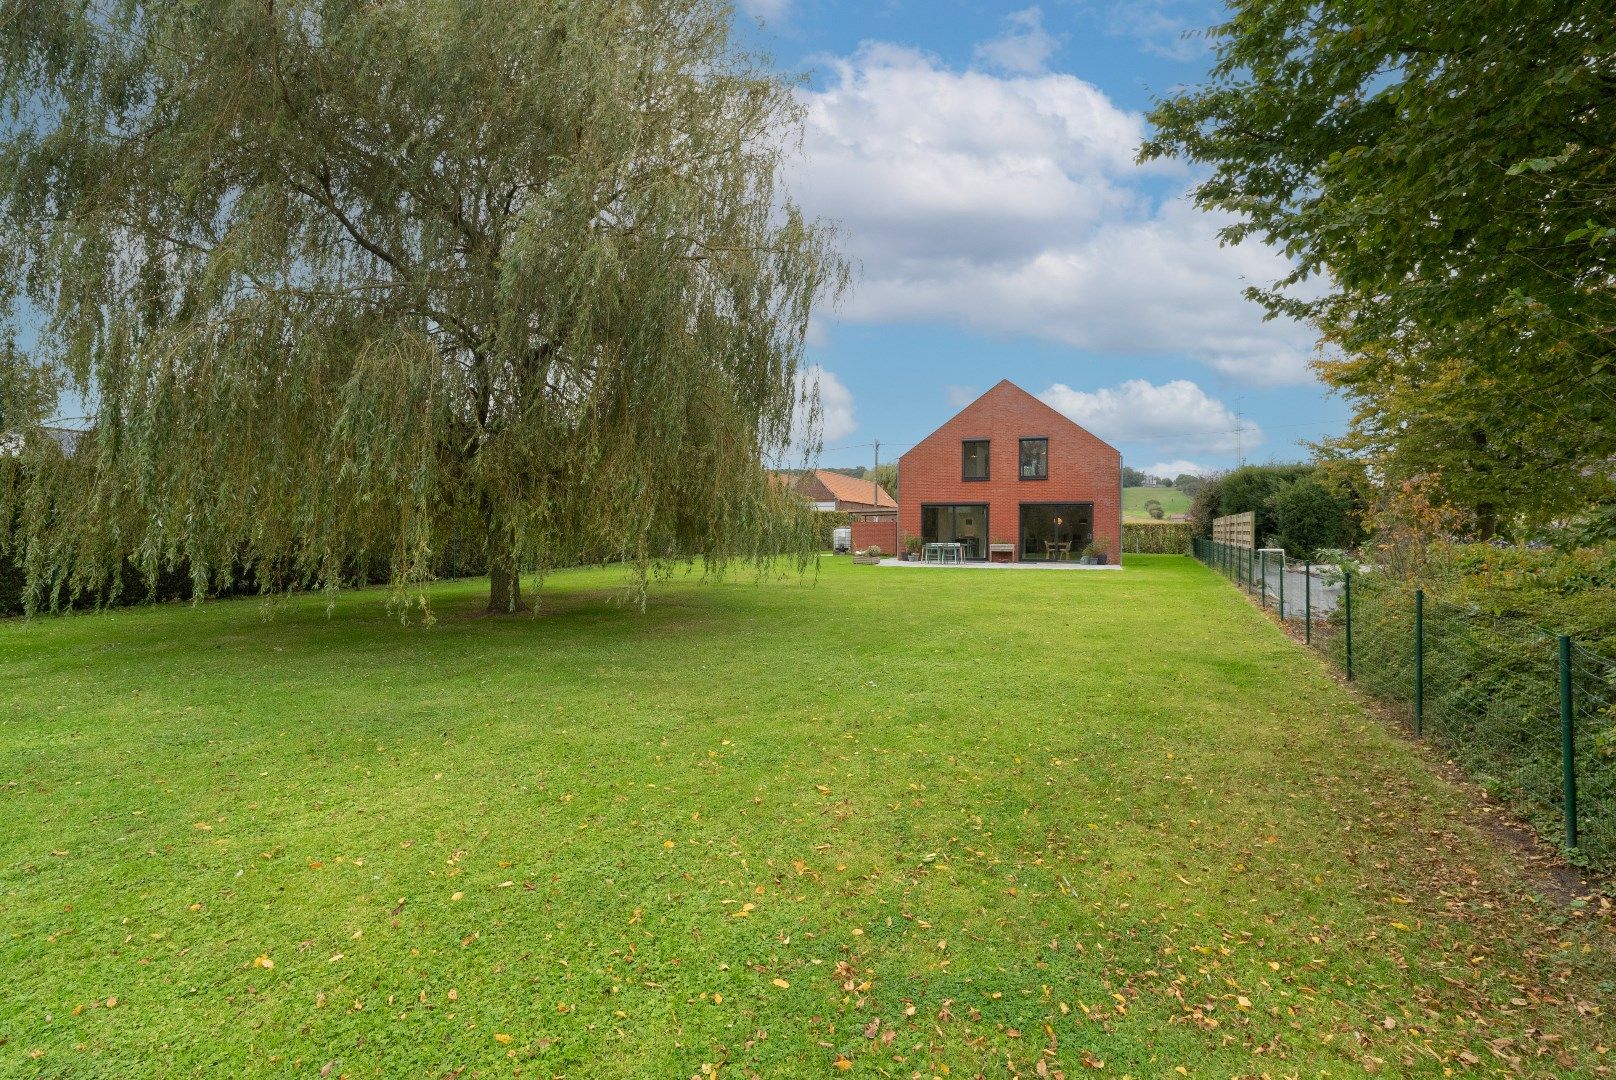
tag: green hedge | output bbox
[1122,521,1193,554]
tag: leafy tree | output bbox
[1188,473,1225,538]
[1270,475,1357,559]
[1218,463,1313,542]
[1173,473,1203,498]
[1122,466,1148,487]
[868,463,898,502]
[0,0,844,614]
[1144,498,1164,520]
[1141,1,1616,533]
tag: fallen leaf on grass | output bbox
[493,1033,513,1044]
[253,955,273,969]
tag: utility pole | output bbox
[1233,407,1246,469]
[871,440,881,550]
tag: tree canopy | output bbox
[1142,0,1615,535]
[0,0,844,614]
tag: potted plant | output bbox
[904,534,923,562]
[1078,543,1097,565]
[853,545,884,565]
[1092,537,1111,566]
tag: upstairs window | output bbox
[1019,438,1048,480]
[962,439,990,480]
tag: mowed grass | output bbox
[1122,486,1191,521]
[2,557,1612,1078]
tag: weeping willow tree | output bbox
[0,0,844,614]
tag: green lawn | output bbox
[1123,486,1192,521]
[2,557,1611,1077]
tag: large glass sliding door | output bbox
[920,504,988,560]
[1019,503,1092,561]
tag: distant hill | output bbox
[1123,486,1191,521]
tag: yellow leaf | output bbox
[253,954,273,969]
[664,840,676,849]
[712,993,723,1004]
[494,1033,513,1044]
[188,903,202,912]
[772,978,790,989]
[451,891,464,902]
[833,1056,853,1071]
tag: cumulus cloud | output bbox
[1038,379,1260,454]
[1103,1,1213,61]
[1144,459,1213,478]
[792,364,857,451]
[788,44,1317,386]
[973,7,1061,74]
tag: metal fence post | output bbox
[1414,590,1424,737]
[1259,550,1267,607]
[1560,634,1577,849]
[1344,571,1354,681]
[1277,553,1285,619]
[1304,560,1311,645]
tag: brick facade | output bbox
[897,380,1122,563]
[850,519,898,555]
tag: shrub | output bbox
[1270,475,1357,558]
[1123,521,1194,553]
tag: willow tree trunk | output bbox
[487,546,526,613]
[484,500,527,613]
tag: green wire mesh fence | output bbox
[1192,537,1616,870]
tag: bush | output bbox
[1270,475,1356,558]
[1122,521,1194,553]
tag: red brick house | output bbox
[898,380,1122,563]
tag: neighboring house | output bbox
[898,380,1122,562]
[786,468,897,522]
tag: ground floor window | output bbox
[920,504,988,560]
[1019,502,1092,561]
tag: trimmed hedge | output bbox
[1122,521,1193,554]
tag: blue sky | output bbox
[735,1,1345,477]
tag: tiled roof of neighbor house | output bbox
[810,469,896,508]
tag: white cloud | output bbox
[789,44,1318,386]
[792,364,856,450]
[1144,459,1212,478]
[944,384,981,408]
[737,0,790,20]
[1103,1,1211,61]
[1038,379,1260,454]
[973,7,1060,74]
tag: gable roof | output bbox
[807,468,896,508]
[902,379,1120,459]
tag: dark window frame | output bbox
[961,439,990,481]
[1018,436,1049,480]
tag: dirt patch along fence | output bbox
[1193,536,1616,874]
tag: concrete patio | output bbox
[876,557,1123,570]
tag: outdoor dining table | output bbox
[923,542,964,565]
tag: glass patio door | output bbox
[1019,503,1092,561]
[920,504,988,560]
